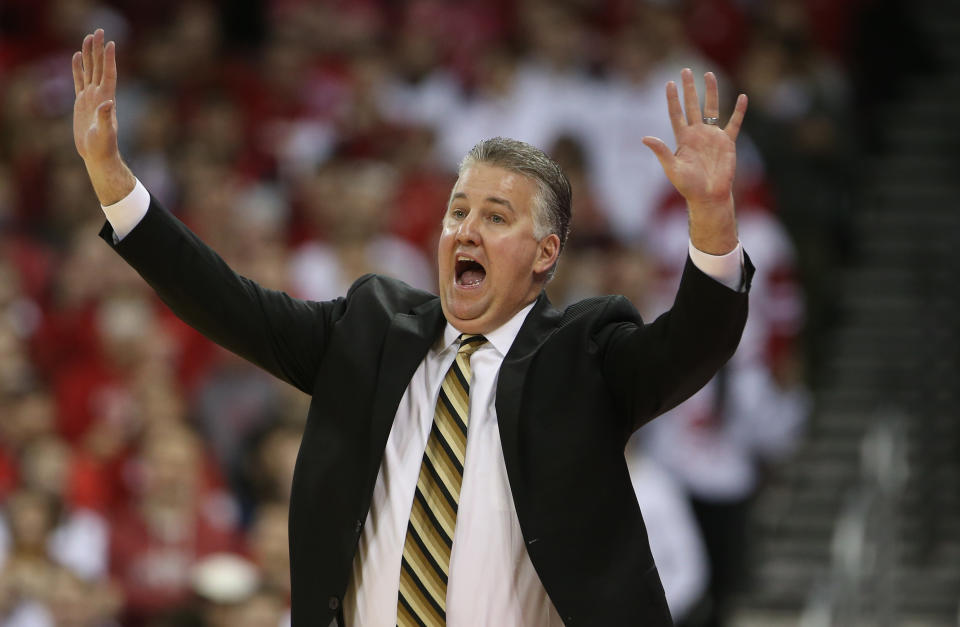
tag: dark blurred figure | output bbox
[735,0,858,381]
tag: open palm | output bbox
[642,69,747,209]
[72,29,119,164]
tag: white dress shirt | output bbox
[624,444,708,620]
[344,301,565,626]
[102,180,744,626]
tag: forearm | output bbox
[642,257,750,421]
[600,253,754,430]
[100,194,336,393]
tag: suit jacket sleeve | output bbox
[99,194,356,394]
[596,254,754,432]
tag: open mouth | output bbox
[455,256,486,287]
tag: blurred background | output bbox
[0,0,956,625]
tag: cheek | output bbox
[437,233,454,267]
[511,241,540,267]
[492,243,536,281]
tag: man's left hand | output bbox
[643,69,747,255]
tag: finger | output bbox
[103,41,117,95]
[72,52,84,95]
[642,136,675,170]
[82,33,93,85]
[681,68,701,126]
[724,94,748,142]
[665,81,685,138]
[703,72,719,120]
[92,29,104,86]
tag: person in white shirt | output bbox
[625,440,709,622]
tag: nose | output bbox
[455,212,481,246]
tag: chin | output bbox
[444,304,482,327]
[441,300,487,333]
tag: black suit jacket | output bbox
[101,197,752,626]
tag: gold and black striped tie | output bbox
[397,333,487,626]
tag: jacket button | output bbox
[328,596,340,610]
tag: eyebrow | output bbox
[450,192,515,213]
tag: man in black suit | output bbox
[73,29,751,627]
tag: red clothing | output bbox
[67,449,129,513]
[30,304,100,381]
[109,497,242,621]
[52,358,128,443]
[0,448,18,501]
[388,169,454,254]
[155,307,220,395]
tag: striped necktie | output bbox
[397,333,487,626]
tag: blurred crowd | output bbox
[0,0,865,625]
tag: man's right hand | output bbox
[72,28,135,206]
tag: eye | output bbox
[450,208,466,219]
[489,214,505,224]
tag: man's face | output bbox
[438,163,559,334]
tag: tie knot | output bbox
[457,334,487,356]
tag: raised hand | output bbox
[73,29,118,163]
[642,69,747,255]
[72,29,134,205]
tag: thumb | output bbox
[96,100,114,121]
[641,136,673,168]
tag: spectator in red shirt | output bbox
[110,423,242,624]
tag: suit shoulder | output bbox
[345,274,438,312]
[557,294,643,329]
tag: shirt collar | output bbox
[439,299,539,357]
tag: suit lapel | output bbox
[496,292,562,503]
[363,292,560,502]
[366,298,445,488]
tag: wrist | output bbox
[688,194,738,255]
[84,155,135,206]
[686,192,735,216]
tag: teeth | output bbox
[457,256,472,262]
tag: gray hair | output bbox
[458,137,572,279]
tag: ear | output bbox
[533,233,561,275]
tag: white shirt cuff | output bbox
[688,240,744,291]
[101,178,149,241]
